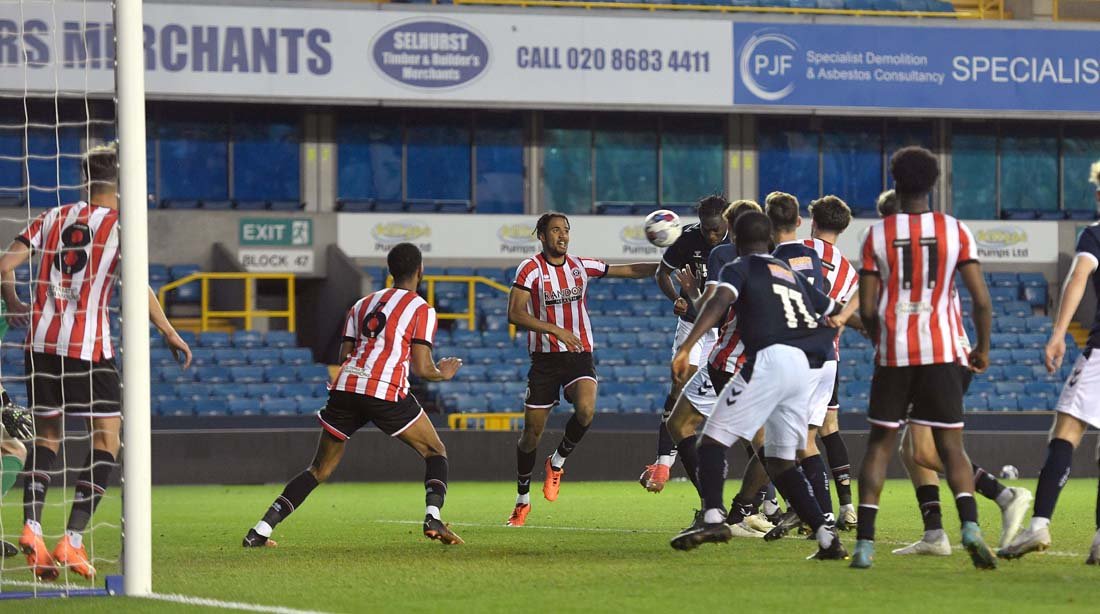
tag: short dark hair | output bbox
[876,189,899,218]
[83,143,118,194]
[723,199,762,229]
[890,146,939,197]
[535,212,569,239]
[808,195,851,233]
[387,242,422,281]
[734,211,772,248]
[697,194,729,220]
[764,191,800,233]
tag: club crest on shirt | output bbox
[768,264,795,284]
[788,256,814,272]
[572,268,582,278]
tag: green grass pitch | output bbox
[5,479,1100,612]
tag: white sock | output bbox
[657,455,674,467]
[426,505,441,521]
[550,451,566,470]
[840,503,855,513]
[704,508,725,524]
[25,520,42,536]
[996,488,1015,508]
[65,530,83,549]
[923,528,946,542]
[762,500,780,516]
[516,493,530,506]
[816,525,835,549]
[1030,517,1051,532]
[253,521,273,538]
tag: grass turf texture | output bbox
[4,479,1100,612]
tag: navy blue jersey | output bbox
[705,243,737,286]
[772,241,829,296]
[663,223,726,323]
[1077,224,1100,349]
[717,254,839,363]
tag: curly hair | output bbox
[890,146,939,197]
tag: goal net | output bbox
[0,0,150,598]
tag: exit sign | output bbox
[239,218,312,247]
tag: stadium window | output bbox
[594,118,658,207]
[757,117,819,210]
[884,120,936,208]
[822,120,883,213]
[1060,125,1100,213]
[25,124,82,208]
[233,113,301,202]
[475,113,524,214]
[158,112,229,202]
[950,124,998,220]
[1000,124,1058,214]
[0,101,22,202]
[406,113,472,202]
[337,111,403,203]
[661,116,724,206]
[541,114,592,214]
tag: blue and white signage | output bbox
[734,22,1100,113]
[371,19,490,89]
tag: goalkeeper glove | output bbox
[1,403,33,440]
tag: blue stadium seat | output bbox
[642,365,667,382]
[1025,316,1051,333]
[615,366,646,383]
[151,383,176,399]
[245,383,277,398]
[195,398,230,417]
[986,395,1018,411]
[280,348,313,365]
[157,398,195,416]
[619,395,650,412]
[459,365,488,381]
[264,331,297,348]
[467,348,498,364]
[231,366,265,384]
[199,332,231,348]
[297,365,330,383]
[989,287,1020,302]
[1019,272,1047,287]
[988,272,1018,287]
[159,365,195,383]
[991,333,1018,348]
[262,398,298,416]
[1001,210,1037,221]
[999,301,1031,318]
[214,348,248,366]
[265,366,298,383]
[161,200,201,209]
[994,382,1025,395]
[1010,348,1038,364]
[233,330,264,348]
[1002,365,1031,381]
[964,396,989,411]
[150,348,176,365]
[996,317,1027,333]
[1023,286,1048,307]
[967,380,994,396]
[169,264,202,303]
[1017,395,1048,411]
[247,350,281,367]
[227,399,261,416]
[149,264,170,283]
[297,398,325,414]
[269,201,303,212]
[184,348,213,366]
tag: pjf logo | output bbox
[621,224,659,255]
[976,227,1027,249]
[739,30,797,101]
[497,223,538,254]
[371,221,431,243]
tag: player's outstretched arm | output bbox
[1044,254,1096,373]
[606,262,660,279]
[671,286,733,387]
[858,273,881,343]
[958,262,992,373]
[0,241,31,327]
[410,344,462,382]
[148,287,192,368]
[507,286,582,351]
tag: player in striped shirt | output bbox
[851,146,997,570]
[244,243,465,547]
[505,212,658,527]
[1,144,192,580]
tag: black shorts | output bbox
[26,351,121,418]
[525,352,598,410]
[868,363,966,429]
[318,390,424,439]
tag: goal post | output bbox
[116,0,152,597]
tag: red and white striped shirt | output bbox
[513,253,607,353]
[332,288,436,402]
[708,306,747,374]
[860,212,977,367]
[805,237,859,358]
[17,202,120,362]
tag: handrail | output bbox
[157,272,297,333]
[387,275,518,338]
[451,0,1003,19]
[448,412,526,431]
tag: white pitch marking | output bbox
[143,592,336,614]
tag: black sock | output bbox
[800,454,833,518]
[675,437,700,492]
[553,415,590,466]
[697,442,728,513]
[66,450,117,533]
[1095,468,1100,530]
[517,446,536,496]
[753,485,769,510]
[973,464,1007,501]
[22,445,57,525]
[821,432,852,507]
[424,455,448,512]
[727,494,756,524]
[261,471,320,529]
[856,505,878,542]
[771,462,827,532]
[1034,438,1074,519]
[655,395,676,457]
[915,484,943,532]
[956,493,978,526]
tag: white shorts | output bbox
[808,360,838,428]
[680,365,719,418]
[1054,349,1100,428]
[673,318,718,367]
[703,344,819,461]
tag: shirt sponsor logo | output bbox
[788,256,814,271]
[342,365,372,378]
[543,286,582,306]
[768,264,795,284]
[895,301,933,315]
[48,283,80,302]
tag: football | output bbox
[644,210,682,248]
[1000,464,1020,480]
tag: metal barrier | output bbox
[158,272,297,332]
[451,0,1005,19]
[448,412,526,431]
[388,275,518,337]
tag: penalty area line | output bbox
[142,592,335,614]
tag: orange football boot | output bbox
[52,534,96,580]
[639,464,657,489]
[543,458,564,502]
[645,463,671,493]
[506,503,531,527]
[19,525,58,581]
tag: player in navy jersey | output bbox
[669,212,847,560]
[640,196,729,493]
[999,163,1100,562]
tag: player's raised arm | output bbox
[1045,254,1097,373]
[148,287,192,369]
[0,241,31,327]
[606,262,660,279]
